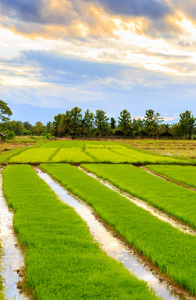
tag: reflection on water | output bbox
[36,168,191,300]
[0,172,28,300]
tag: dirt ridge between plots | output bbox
[79,167,196,236]
[139,166,196,192]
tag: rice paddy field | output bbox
[0,138,195,299]
[121,139,196,160]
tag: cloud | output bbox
[0,0,41,23]
[95,0,172,19]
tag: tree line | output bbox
[0,103,195,140]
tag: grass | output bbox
[2,165,159,300]
[40,140,122,148]
[82,164,196,229]
[146,165,196,189]
[111,148,186,164]
[120,139,196,161]
[0,146,29,163]
[41,163,196,295]
[9,148,58,163]
[84,149,136,163]
[51,148,95,163]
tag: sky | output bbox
[0,0,196,124]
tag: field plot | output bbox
[42,163,196,295]
[111,148,185,164]
[121,139,196,161]
[41,140,122,148]
[2,165,159,300]
[85,148,136,163]
[52,148,95,163]
[9,148,58,163]
[146,165,196,189]
[82,164,196,228]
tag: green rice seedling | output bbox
[85,148,136,163]
[0,147,28,163]
[3,165,159,300]
[146,165,196,189]
[42,163,196,295]
[111,148,185,164]
[82,164,196,228]
[41,140,122,149]
[85,144,105,148]
[51,147,95,163]
[9,148,58,163]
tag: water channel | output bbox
[36,167,193,300]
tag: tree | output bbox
[33,121,46,135]
[179,110,195,139]
[57,112,72,137]
[144,109,163,137]
[46,121,52,133]
[52,113,64,136]
[0,100,12,122]
[118,110,132,136]
[83,109,94,136]
[132,118,145,136]
[70,107,83,136]
[110,117,116,130]
[95,110,109,136]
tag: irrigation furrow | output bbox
[36,167,192,300]
[0,171,29,300]
[79,167,196,236]
[139,166,196,192]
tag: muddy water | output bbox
[36,168,192,300]
[79,167,196,236]
[0,172,28,300]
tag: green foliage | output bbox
[9,148,57,163]
[146,165,196,189]
[118,109,132,136]
[3,165,159,300]
[95,110,110,136]
[42,164,196,295]
[83,109,94,136]
[0,100,12,122]
[110,117,116,129]
[52,148,95,163]
[33,121,46,135]
[179,110,196,139]
[2,130,15,141]
[83,164,196,228]
[70,106,83,136]
[0,120,25,135]
[144,109,163,137]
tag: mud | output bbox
[0,171,29,299]
[36,168,194,300]
[79,167,196,236]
